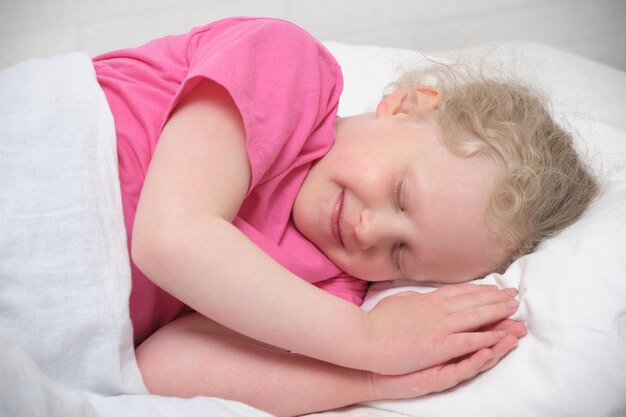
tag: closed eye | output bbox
[394,176,405,211]
[392,243,405,274]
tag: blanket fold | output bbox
[0,53,270,417]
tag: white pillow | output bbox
[324,42,626,416]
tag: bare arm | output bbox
[132,79,370,367]
[136,312,524,417]
[132,79,520,375]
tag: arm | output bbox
[137,312,524,417]
[132,79,520,374]
[132,79,370,368]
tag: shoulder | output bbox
[190,17,337,66]
[196,17,319,44]
[243,17,319,46]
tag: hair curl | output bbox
[388,62,600,272]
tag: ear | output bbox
[376,86,441,117]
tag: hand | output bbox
[365,284,521,375]
[366,318,525,400]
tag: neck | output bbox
[334,112,375,142]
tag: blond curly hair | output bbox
[388,63,600,272]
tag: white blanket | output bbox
[0,53,270,417]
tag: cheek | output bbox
[338,252,392,281]
[337,145,389,181]
[293,195,325,249]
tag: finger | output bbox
[429,334,520,394]
[426,348,494,394]
[436,283,500,297]
[477,334,519,373]
[488,319,518,331]
[370,348,491,400]
[437,330,508,363]
[494,320,527,338]
[447,299,519,333]
[448,288,518,312]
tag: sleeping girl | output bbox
[92,17,599,416]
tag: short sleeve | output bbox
[167,18,343,193]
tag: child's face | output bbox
[293,107,503,284]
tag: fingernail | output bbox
[505,288,518,297]
[507,299,519,308]
[496,330,506,339]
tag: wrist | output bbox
[359,309,388,374]
[364,370,386,402]
[286,300,375,371]
[345,308,379,372]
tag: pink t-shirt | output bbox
[93,17,369,345]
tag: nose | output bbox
[354,209,398,251]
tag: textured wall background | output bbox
[1,0,625,70]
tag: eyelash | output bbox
[394,178,405,211]
[392,244,404,273]
[393,177,406,274]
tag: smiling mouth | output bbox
[331,189,345,247]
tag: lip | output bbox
[331,188,345,247]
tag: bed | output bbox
[1,40,625,417]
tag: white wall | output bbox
[0,0,624,71]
